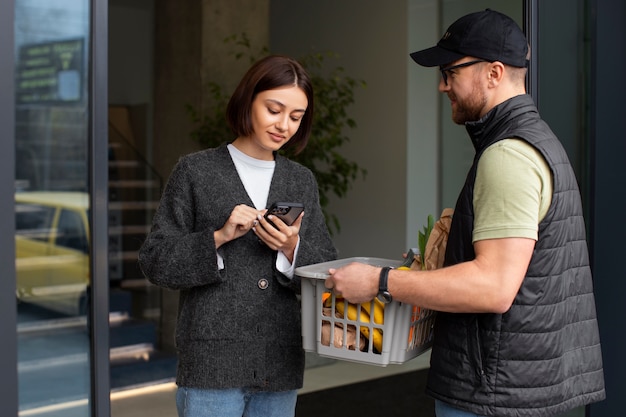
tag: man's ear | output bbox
[487,61,505,86]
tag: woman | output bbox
[138,55,337,417]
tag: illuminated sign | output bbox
[16,38,84,105]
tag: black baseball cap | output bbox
[410,9,529,68]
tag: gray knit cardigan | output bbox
[138,144,337,391]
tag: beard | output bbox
[449,82,488,125]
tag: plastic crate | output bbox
[297,257,436,366]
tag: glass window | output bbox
[15,0,92,415]
[15,203,55,241]
[56,208,89,253]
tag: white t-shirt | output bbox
[223,144,299,276]
[227,144,275,209]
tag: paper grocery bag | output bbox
[412,208,453,271]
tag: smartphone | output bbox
[264,202,304,229]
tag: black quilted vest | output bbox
[426,95,605,416]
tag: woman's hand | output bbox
[254,210,303,262]
[214,204,261,249]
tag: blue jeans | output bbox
[176,387,298,417]
[435,400,485,417]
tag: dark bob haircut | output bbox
[226,55,314,155]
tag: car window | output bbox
[56,209,88,253]
[15,203,55,242]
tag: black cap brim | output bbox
[410,45,466,67]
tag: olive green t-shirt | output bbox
[472,139,553,243]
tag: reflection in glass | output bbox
[16,192,90,316]
[15,0,91,415]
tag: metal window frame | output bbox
[89,0,110,416]
[524,0,539,104]
[0,0,18,411]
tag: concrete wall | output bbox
[153,0,269,179]
[109,0,154,108]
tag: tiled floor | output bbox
[110,351,432,417]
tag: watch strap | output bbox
[379,266,391,293]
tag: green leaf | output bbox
[417,214,435,270]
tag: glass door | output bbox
[14,1,93,415]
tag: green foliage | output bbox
[417,214,435,270]
[186,33,367,235]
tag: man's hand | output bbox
[325,262,379,304]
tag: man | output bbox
[325,9,605,417]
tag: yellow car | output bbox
[15,191,90,316]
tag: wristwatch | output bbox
[377,266,393,304]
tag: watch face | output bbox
[377,291,393,304]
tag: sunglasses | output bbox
[439,60,489,85]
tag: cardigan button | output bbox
[258,278,269,290]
